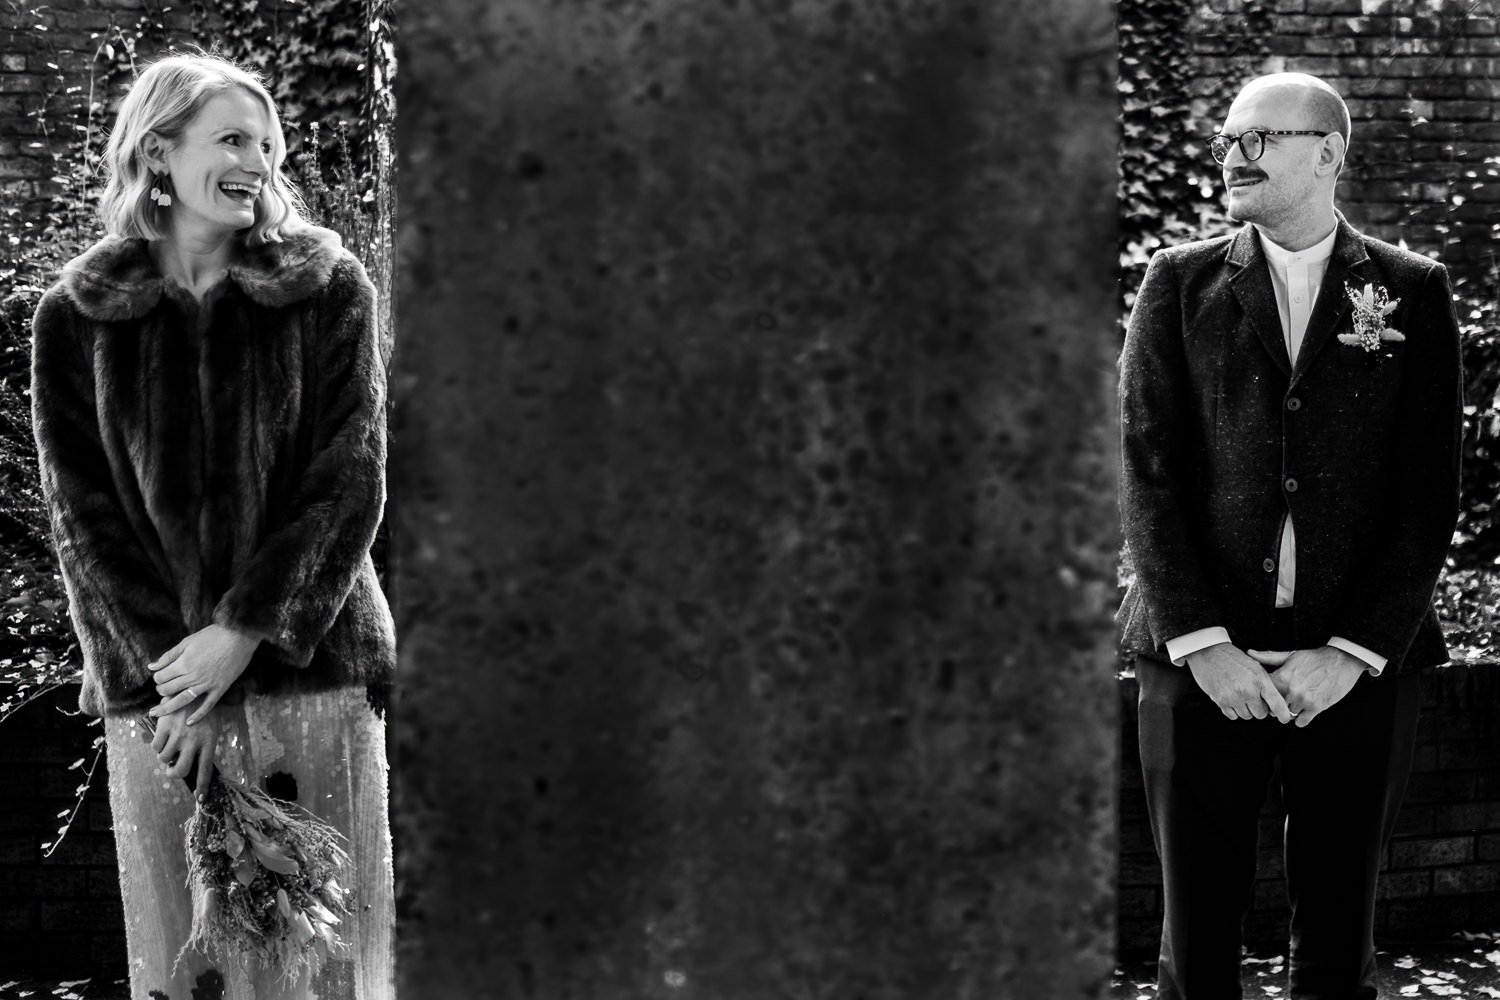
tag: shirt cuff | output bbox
[1165,626,1232,666]
[1328,636,1387,676]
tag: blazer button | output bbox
[1286,397,1302,411]
[1263,558,1276,573]
[1285,477,1299,493]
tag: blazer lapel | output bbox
[1291,216,1372,384]
[1227,225,1291,378]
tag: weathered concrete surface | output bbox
[392,1,1118,997]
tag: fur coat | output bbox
[31,225,396,717]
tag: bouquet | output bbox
[176,770,354,980]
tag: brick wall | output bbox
[0,0,199,223]
[0,684,123,975]
[1120,662,1500,959]
[1185,0,1500,285]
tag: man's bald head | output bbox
[1235,72,1351,150]
[1219,72,1348,239]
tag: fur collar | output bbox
[59,225,345,321]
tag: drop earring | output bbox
[149,173,172,208]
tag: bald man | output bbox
[1119,73,1463,998]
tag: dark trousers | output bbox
[1136,621,1422,1000]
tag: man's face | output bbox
[1218,84,1326,229]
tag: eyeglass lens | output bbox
[1212,131,1264,163]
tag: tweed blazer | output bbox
[31,225,396,717]
[1117,217,1463,673]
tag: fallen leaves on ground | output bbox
[1116,933,1500,998]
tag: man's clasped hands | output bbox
[1184,641,1367,728]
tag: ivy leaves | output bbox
[1118,0,1271,309]
[189,0,387,181]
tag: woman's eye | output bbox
[223,135,239,146]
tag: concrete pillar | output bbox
[393,2,1119,996]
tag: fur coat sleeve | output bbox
[31,285,187,704]
[210,254,387,666]
[31,226,396,716]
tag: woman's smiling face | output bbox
[153,88,278,242]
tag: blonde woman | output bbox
[30,53,395,999]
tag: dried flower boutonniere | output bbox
[1339,282,1404,353]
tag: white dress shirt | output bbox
[1164,224,1387,675]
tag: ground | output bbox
[9,942,1500,1000]
[0,982,127,999]
[1115,936,1500,998]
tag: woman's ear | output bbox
[139,131,171,174]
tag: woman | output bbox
[30,53,395,999]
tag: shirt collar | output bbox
[1258,224,1338,271]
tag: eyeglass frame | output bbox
[1206,128,1333,164]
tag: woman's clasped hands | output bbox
[146,623,261,790]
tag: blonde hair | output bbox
[97,52,308,245]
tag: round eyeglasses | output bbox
[1206,129,1332,164]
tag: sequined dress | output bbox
[104,685,394,1000]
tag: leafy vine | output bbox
[1118,0,1273,309]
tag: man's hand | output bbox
[1184,641,1294,723]
[150,701,222,794]
[148,623,261,725]
[1247,646,1365,729]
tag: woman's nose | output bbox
[245,146,270,177]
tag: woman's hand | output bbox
[148,623,261,725]
[150,701,222,794]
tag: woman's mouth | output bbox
[219,183,259,203]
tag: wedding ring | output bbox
[186,687,196,699]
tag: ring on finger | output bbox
[185,686,196,700]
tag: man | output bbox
[1118,72,1463,999]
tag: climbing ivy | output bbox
[188,0,384,171]
[1117,0,1273,309]
[1118,0,1197,299]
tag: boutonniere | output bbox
[1338,282,1404,353]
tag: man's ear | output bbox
[1316,132,1346,177]
[139,131,171,173]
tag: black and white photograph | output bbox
[0,1,1496,999]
